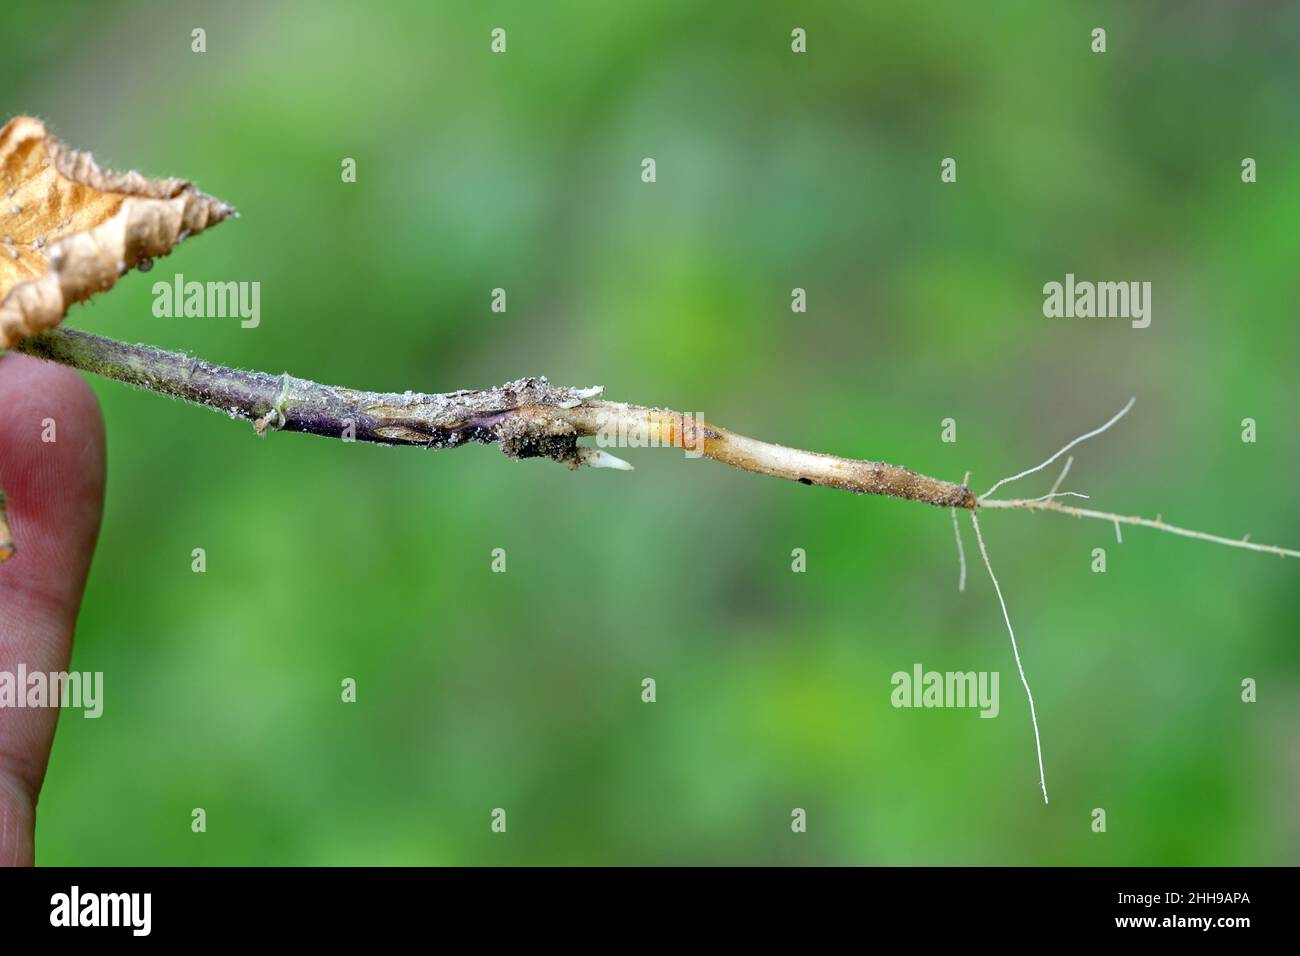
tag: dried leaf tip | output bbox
[0,116,235,350]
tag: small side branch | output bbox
[1047,455,1073,497]
[978,497,1300,559]
[982,398,1134,500]
[976,396,1299,560]
[950,507,967,592]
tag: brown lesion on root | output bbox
[495,412,583,468]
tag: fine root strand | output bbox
[982,397,1135,500]
[970,510,1049,805]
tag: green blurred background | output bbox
[3,0,1297,864]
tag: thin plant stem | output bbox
[14,327,976,507]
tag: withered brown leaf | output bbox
[0,116,234,350]
[0,491,12,562]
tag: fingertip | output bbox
[0,352,106,612]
